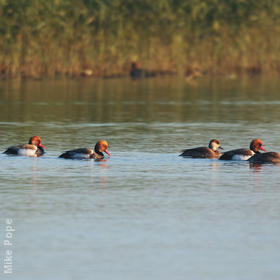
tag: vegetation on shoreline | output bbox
[0,0,280,78]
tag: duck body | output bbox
[59,140,110,160]
[219,148,254,161]
[249,152,280,164]
[59,148,104,160]
[219,138,266,161]
[4,136,45,157]
[180,139,223,159]
[180,147,221,159]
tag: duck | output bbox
[130,62,143,79]
[219,138,266,161]
[249,151,280,164]
[180,139,223,159]
[59,140,110,160]
[3,136,45,157]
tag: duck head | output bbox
[28,136,45,149]
[94,140,110,156]
[250,138,267,153]
[209,139,223,151]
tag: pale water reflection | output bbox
[0,77,280,280]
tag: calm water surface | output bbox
[0,77,280,280]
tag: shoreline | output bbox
[0,66,279,81]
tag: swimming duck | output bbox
[249,151,280,164]
[180,139,223,159]
[59,140,110,159]
[4,136,45,157]
[219,138,266,161]
[130,62,143,79]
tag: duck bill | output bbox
[219,146,224,150]
[104,149,111,156]
[260,146,267,152]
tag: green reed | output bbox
[0,0,280,78]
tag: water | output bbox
[0,77,280,280]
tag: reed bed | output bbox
[0,0,280,78]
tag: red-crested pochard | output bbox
[59,140,110,160]
[4,136,46,157]
[180,139,223,159]
[219,138,266,161]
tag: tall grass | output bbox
[0,0,280,78]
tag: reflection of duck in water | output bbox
[4,136,46,157]
[180,139,223,159]
[59,140,110,160]
[219,139,266,161]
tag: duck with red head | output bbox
[180,139,223,159]
[4,136,46,157]
[59,140,110,160]
[219,138,266,161]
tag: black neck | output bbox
[94,145,103,156]
[36,146,45,155]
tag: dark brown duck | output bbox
[249,151,280,164]
[180,139,223,159]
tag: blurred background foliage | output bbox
[0,0,280,78]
